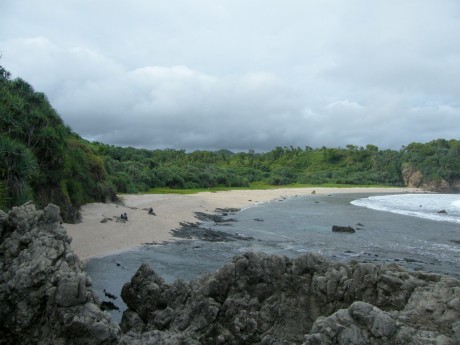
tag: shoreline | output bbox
[64,187,420,261]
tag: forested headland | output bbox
[1,65,459,222]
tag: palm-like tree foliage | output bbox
[0,137,38,206]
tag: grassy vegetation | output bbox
[146,183,397,195]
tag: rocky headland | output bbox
[402,166,460,193]
[1,204,459,344]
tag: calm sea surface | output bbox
[86,193,460,321]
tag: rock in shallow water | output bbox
[332,225,356,233]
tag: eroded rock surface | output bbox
[2,203,459,345]
[402,165,460,193]
[0,203,119,345]
[120,252,460,345]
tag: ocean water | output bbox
[86,193,460,321]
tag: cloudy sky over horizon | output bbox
[1,0,459,151]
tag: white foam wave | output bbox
[351,194,460,224]
[452,199,460,209]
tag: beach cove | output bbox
[64,187,419,261]
[67,186,460,326]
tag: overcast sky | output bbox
[1,0,459,151]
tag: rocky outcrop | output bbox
[2,203,460,344]
[402,165,460,193]
[0,203,119,345]
[402,166,423,189]
[35,185,83,223]
[120,252,460,345]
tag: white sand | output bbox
[64,187,420,261]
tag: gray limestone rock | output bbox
[0,203,119,345]
[120,251,460,344]
[2,202,459,345]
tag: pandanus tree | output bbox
[0,137,38,207]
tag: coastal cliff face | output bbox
[1,204,459,344]
[402,165,460,193]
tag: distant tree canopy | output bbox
[91,137,459,194]
[1,64,459,219]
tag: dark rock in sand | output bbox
[170,222,253,242]
[0,203,119,345]
[194,211,237,223]
[215,207,240,214]
[332,225,356,233]
[120,251,460,344]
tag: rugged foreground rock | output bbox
[0,203,119,344]
[120,252,460,344]
[1,204,460,344]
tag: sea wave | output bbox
[351,194,460,224]
[452,199,460,209]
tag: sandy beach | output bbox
[64,187,419,261]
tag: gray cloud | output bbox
[1,0,459,151]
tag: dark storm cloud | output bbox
[1,0,459,151]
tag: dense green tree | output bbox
[0,137,38,206]
[94,138,459,192]
[0,65,115,220]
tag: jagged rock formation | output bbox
[0,203,119,345]
[120,252,460,344]
[1,203,459,344]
